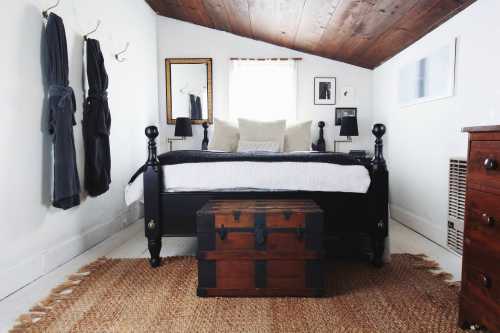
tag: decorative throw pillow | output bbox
[208,118,239,152]
[284,120,312,152]
[237,140,281,153]
[238,118,287,151]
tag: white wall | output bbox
[373,0,500,246]
[0,0,158,299]
[156,17,374,153]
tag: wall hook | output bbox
[84,20,101,41]
[115,42,130,62]
[42,0,61,19]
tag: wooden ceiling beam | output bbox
[223,0,253,38]
[317,0,375,59]
[276,0,306,49]
[359,0,475,67]
[336,0,421,61]
[248,0,280,45]
[146,0,477,69]
[202,0,232,32]
[178,0,214,28]
[293,0,341,53]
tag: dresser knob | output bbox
[481,213,495,226]
[218,224,227,240]
[481,274,492,289]
[483,157,497,170]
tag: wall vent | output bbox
[447,158,467,255]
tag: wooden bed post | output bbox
[370,123,388,267]
[144,126,162,267]
[202,122,209,150]
[311,121,326,152]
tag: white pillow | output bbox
[238,118,287,151]
[284,120,312,152]
[237,140,281,153]
[208,118,239,152]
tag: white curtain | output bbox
[229,59,298,121]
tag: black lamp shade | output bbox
[340,116,359,137]
[174,117,193,137]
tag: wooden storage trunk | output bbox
[196,199,324,297]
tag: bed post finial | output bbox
[372,123,386,169]
[202,122,209,150]
[145,126,159,165]
[312,121,326,152]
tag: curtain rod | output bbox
[230,57,302,61]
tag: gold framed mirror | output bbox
[165,58,213,125]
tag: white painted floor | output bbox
[0,219,461,332]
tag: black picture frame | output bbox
[314,77,336,105]
[335,107,357,126]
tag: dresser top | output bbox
[462,125,500,133]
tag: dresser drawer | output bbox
[468,141,500,191]
[462,239,500,312]
[466,189,500,247]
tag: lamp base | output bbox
[167,137,186,151]
[333,136,352,153]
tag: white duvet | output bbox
[125,161,371,206]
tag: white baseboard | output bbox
[390,204,446,247]
[0,202,143,301]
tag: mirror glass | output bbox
[166,58,213,124]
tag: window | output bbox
[229,59,298,121]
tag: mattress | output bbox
[125,159,370,206]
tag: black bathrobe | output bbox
[189,94,202,120]
[83,38,111,196]
[46,13,81,209]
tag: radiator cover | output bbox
[447,158,467,255]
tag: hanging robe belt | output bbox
[49,84,76,110]
[48,84,77,134]
[88,90,108,101]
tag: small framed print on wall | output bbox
[335,107,357,125]
[314,77,336,105]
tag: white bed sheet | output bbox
[125,161,370,206]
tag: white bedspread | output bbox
[125,161,370,206]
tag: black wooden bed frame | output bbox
[142,123,388,268]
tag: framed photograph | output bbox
[314,77,336,105]
[335,107,357,126]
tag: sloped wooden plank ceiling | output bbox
[146,0,475,69]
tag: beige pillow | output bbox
[284,121,312,152]
[238,118,287,151]
[208,118,239,152]
[237,140,281,153]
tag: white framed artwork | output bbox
[398,38,457,107]
[314,77,336,105]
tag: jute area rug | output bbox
[11,254,465,333]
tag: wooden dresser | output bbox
[459,125,500,332]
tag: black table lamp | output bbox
[334,116,358,152]
[168,117,192,151]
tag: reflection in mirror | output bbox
[166,58,213,124]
